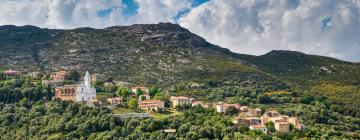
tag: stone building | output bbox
[3,69,20,77]
[216,103,241,113]
[250,125,268,134]
[275,122,290,133]
[107,97,123,105]
[55,85,77,101]
[139,100,164,111]
[131,86,149,94]
[170,96,193,107]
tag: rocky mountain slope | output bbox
[0,23,359,88]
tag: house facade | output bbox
[170,96,192,107]
[216,104,241,113]
[139,100,164,111]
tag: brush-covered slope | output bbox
[238,50,360,85]
[0,23,285,91]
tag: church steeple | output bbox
[84,71,91,88]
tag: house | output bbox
[91,74,97,83]
[27,71,40,79]
[55,85,77,101]
[131,86,149,94]
[170,96,193,107]
[162,129,177,133]
[4,69,20,77]
[288,117,304,130]
[192,101,204,107]
[107,97,123,105]
[248,108,262,116]
[42,80,63,87]
[249,125,268,134]
[240,106,249,112]
[53,71,66,81]
[139,100,164,111]
[216,103,241,113]
[86,99,102,107]
[275,122,290,133]
[262,110,281,117]
[233,117,262,126]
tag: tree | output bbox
[265,121,275,133]
[116,87,131,98]
[136,88,143,96]
[225,106,239,116]
[149,86,161,97]
[301,95,314,104]
[257,95,275,104]
[176,104,192,111]
[128,98,138,109]
[66,70,80,81]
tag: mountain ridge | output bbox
[0,23,359,87]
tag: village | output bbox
[2,69,304,135]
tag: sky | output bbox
[0,0,359,62]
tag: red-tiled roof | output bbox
[251,125,267,128]
[140,100,162,103]
[4,69,19,74]
[170,96,191,100]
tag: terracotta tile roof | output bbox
[140,100,162,103]
[251,125,267,128]
[4,69,19,74]
[170,96,191,100]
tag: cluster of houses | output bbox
[232,109,304,134]
[2,69,304,134]
[214,103,303,134]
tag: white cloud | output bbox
[0,0,125,28]
[0,0,359,61]
[179,0,360,62]
[0,0,191,28]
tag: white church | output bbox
[75,71,97,102]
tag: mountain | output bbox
[0,23,359,88]
[238,50,360,85]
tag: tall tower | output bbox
[84,71,91,88]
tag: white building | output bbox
[170,96,193,107]
[75,71,97,102]
[216,104,241,113]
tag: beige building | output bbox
[107,97,123,105]
[248,108,262,116]
[42,80,64,87]
[55,85,77,101]
[275,122,290,133]
[131,86,149,94]
[27,71,40,79]
[288,117,304,130]
[170,96,193,107]
[191,101,204,107]
[250,125,268,134]
[216,103,241,113]
[263,111,281,117]
[139,100,164,111]
[233,117,262,126]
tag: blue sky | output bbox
[97,0,209,21]
[0,0,359,62]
